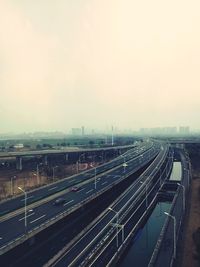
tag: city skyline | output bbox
[1,1,200,133]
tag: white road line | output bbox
[85,189,94,194]
[19,212,35,221]
[30,214,46,224]
[69,179,76,183]
[48,186,57,191]
[77,188,85,193]
[63,200,74,206]
[101,181,108,185]
[20,196,34,201]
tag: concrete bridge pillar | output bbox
[65,153,69,162]
[43,155,48,166]
[16,156,22,170]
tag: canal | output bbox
[119,201,172,267]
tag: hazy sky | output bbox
[0,0,200,133]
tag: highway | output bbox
[0,141,153,217]
[46,143,170,267]
[0,141,160,255]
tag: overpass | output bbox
[163,137,200,144]
[0,144,136,170]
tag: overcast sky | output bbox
[0,0,200,133]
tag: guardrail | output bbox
[148,149,190,267]
[81,146,172,266]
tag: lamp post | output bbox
[121,155,128,173]
[18,186,27,230]
[122,162,128,173]
[177,183,185,212]
[108,207,119,247]
[90,163,97,189]
[140,154,143,164]
[164,212,176,259]
[78,153,85,172]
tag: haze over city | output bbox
[0,0,200,133]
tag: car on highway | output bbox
[71,186,81,192]
[53,198,66,205]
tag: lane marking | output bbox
[85,189,94,194]
[63,200,74,206]
[30,214,46,224]
[21,196,34,202]
[48,186,58,191]
[68,179,76,183]
[101,181,108,185]
[77,188,85,193]
[19,212,35,221]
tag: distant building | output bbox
[71,128,82,136]
[139,127,177,136]
[179,126,190,135]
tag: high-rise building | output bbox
[71,128,81,136]
[179,126,190,135]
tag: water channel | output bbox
[119,161,182,266]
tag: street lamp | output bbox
[90,163,97,189]
[140,154,143,164]
[121,155,128,173]
[164,212,176,259]
[18,186,27,230]
[108,207,119,247]
[177,183,185,212]
[140,181,148,209]
[78,153,85,172]
[122,162,128,173]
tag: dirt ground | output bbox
[177,170,200,267]
[0,163,92,200]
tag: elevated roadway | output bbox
[0,141,159,255]
[46,144,171,267]
[0,144,136,159]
